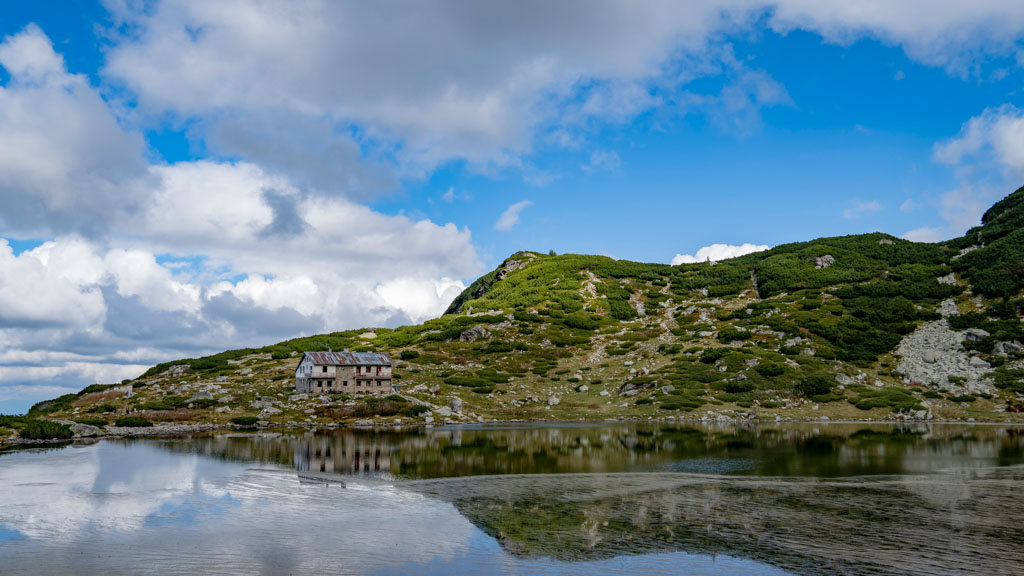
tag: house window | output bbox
[322,366,328,373]
[343,380,348,386]
[356,381,361,386]
[317,382,323,388]
[376,366,381,375]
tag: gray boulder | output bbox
[994,341,1023,357]
[814,255,835,269]
[964,328,991,342]
[459,327,489,342]
[449,398,463,414]
[187,391,213,403]
[70,422,103,437]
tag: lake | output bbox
[1,422,1023,575]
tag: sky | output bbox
[2,1,1024,413]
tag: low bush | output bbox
[755,363,785,377]
[73,417,108,427]
[19,419,73,440]
[115,416,154,427]
[795,376,833,397]
[231,416,259,426]
[399,350,420,360]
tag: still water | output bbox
[1,422,1023,575]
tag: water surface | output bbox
[1,422,1022,575]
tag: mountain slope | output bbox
[10,186,1024,436]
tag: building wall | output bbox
[296,362,392,395]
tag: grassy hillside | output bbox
[7,186,1024,438]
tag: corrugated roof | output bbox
[301,351,392,366]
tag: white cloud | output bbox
[0,25,148,238]
[672,243,770,265]
[934,104,1024,174]
[495,200,533,231]
[442,186,456,202]
[902,227,945,243]
[842,200,883,219]
[581,150,622,173]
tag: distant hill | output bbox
[13,186,1024,434]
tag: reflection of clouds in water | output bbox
[0,442,476,574]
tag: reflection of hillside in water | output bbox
[408,468,1024,576]
[147,423,1024,575]
[158,422,1024,480]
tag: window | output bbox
[376,366,381,375]
[322,366,328,373]
[343,380,347,386]
[317,382,323,388]
[356,381,361,386]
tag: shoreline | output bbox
[4,415,1023,448]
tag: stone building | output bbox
[294,351,394,395]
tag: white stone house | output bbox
[295,351,395,395]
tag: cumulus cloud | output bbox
[495,200,533,231]
[0,25,148,237]
[671,243,770,265]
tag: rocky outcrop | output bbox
[895,300,994,393]
[814,255,835,269]
[460,326,489,342]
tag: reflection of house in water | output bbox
[294,433,392,476]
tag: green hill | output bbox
[9,186,1024,437]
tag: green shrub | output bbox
[399,350,420,360]
[718,327,752,343]
[755,363,785,377]
[700,348,729,364]
[847,388,922,412]
[402,404,430,416]
[724,381,755,393]
[795,376,832,397]
[231,416,259,426]
[19,419,73,440]
[115,416,154,427]
[471,386,494,394]
[73,417,108,427]
[385,394,407,403]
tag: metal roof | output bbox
[301,351,392,366]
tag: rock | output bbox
[623,361,635,367]
[744,358,760,367]
[354,419,373,426]
[259,407,282,417]
[835,373,855,385]
[814,255,835,269]
[236,367,253,376]
[994,341,1023,357]
[733,374,748,381]
[187,391,213,403]
[289,393,309,402]
[659,385,675,394]
[938,298,959,317]
[436,407,453,417]
[878,238,894,245]
[800,348,816,357]
[218,395,235,404]
[429,385,440,394]
[449,398,463,413]
[424,415,434,423]
[620,389,639,397]
[578,385,590,393]
[249,401,274,410]
[214,406,230,413]
[936,273,956,286]
[922,351,939,364]
[459,327,489,342]
[70,423,102,437]
[165,364,190,377]
[599,390,610,397]
[969,356,991,370]
[547,396,561,406]
[698,331,715,338]
[964,328,991,342]
[718,365,728,372]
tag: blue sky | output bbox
[2,1,1024,412]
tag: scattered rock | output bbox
[599,390,610,397]
[659,385,675,394]
[964,328,991,342]
[835,373,855,385]
[578,385,590,393]
[814,255,835,269]
[936,273,957,286]
[187,391,213,403]
[878,238,894,245]
[994,341,1023,357]
[744,358,760,367]
[70,423,102,437]
[449,398,463,414]
[259,407,282,417]
[547,396,561,406]
[436,407,453,418]
[623,360,635,367]
[459,327,489,342]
